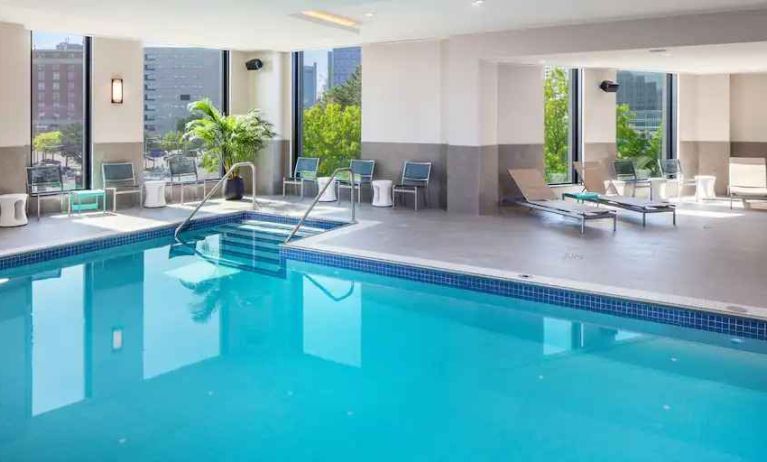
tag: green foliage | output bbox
[616,104,663,176]
[302,103,361,176]
[543,68,570,183]
[321,66,361,107]
[33,131,62,154]
[159,130,186,152]
[183,99,275,177]
[301,66,362,176]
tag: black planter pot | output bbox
[224,176,245,201]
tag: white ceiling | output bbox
[1,0,767,51]
[509,41,767,75]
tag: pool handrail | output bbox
[174,161,258,239]
[284,167,356,243]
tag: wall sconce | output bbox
[111,78,124,104]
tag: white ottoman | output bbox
[0,193,28,227]
[144,181,167,208]
[372,180,393,207]
[317,177,337,202]
[694,175,717,201]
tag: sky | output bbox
[32,32,84,50]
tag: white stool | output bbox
[694,175,717,201]
[0,193,29,227]
[144,181,167,208]
[372,180,393,207]
[317,177,337,202]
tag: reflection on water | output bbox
[0,242,767,460]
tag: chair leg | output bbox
[414,189,419,211]
[673,210,677,226]
[300,181,304,199]
[581,217,585,234]
[282,180,286,197]
[642,213,646,227]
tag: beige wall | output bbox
[228,50,291,194]
[0,22,31,194]
[582,68,617,167]
[91,37,144,199]
[92,38,144,144]
[679,74,730,142]
[731,73,767,143]
[0,23,30,148]
[361,40,444,144]
[497,64,544,145]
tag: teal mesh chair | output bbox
[102,162,142,211]
[337,159,375,203]
[26,165,67,220]
[283,157,320,198]
[393,161,432,211]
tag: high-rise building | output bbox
[303,63,318,107]
[32,41,84,131]
[616,70,664,135]
[328,47,361,87]
[143,47,223,138]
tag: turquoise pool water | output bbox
[1,231,766,461]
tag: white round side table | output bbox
[144,181,167,208]
[372,180,393,207]
[317,177,337,202]
[0,193,29,227]
[694,175,717,201]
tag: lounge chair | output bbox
[337,159,375,203]
[26,165,67,221]
[393,161,432,211]
[659,158,696,199]
[729,157,767,209]
[283,157,319,198]
[169,155,220,204]
[508,168,616,234]
[613,159,652,198]
[102,162,142,211]
[568,163,676,227]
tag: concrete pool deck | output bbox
[1,194,765,320]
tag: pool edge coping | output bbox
[281,242,767,340]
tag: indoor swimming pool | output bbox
[0,219,766,461]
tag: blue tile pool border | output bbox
[281,247,767,341]
[0,211,347,271]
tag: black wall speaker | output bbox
[245,58,264,71]
[600,80,620,93]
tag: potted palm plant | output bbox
[184,99,275,200]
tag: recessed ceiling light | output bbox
[299,10,359,30]
[365,12,375,18]
[649,48,668,53]
[472,0,485,6]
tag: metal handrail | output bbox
[174,161,258,239]
[284,167,356,243]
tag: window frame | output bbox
[544,67,582,186]
[30,33,93,190]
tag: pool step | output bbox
[179,219,324,276]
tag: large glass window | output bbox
[616,71,668,176]
[32,33,88,190]
[543,66,576,184]
[295,47,361,176]
[142,47,225,181]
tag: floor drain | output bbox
[518,274,533,279]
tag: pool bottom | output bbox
[0,237,766,461]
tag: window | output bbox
[142,47,227,181]
[32,32,89,191]
[293,47,361,176]
[615,71,671,176]
[543,67,579,184]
